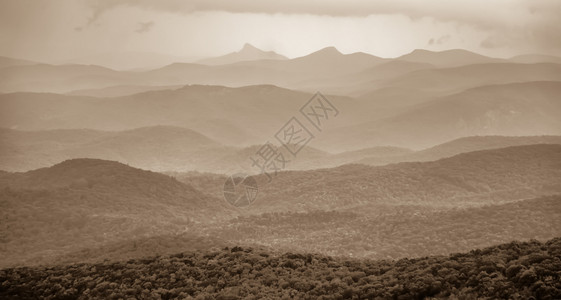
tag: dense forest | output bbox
[1,237,560,299]
[1,149,561,268]
[207,195,561,259]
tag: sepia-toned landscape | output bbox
[1,1,561,299]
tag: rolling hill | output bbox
[179,144,561,213]
[251,144,561,211]
[357,135,561,166]
[0,158,231,267]
[2,144,560,268]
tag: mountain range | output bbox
[1,144,560,267]
[3,123,561,173]
[2,43,561,281]
[2,80,561,153]
[2,45,560,96]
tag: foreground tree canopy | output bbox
[1,237,560,299]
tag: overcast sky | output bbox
[1,0,560,63]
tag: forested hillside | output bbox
[181,144,561,212]
[2,237,560,299]
[2,145,559,268]
[206,195,561,259]
[0,159,230,267]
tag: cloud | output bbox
[78,0,561,56]
[135,21,154,33]
[81,0,558,22]
[82,1,561,37]
[428,35,451,46]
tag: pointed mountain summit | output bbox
[198,43,288,65]
[312,46,342,56]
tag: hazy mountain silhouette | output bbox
[0,46,386,95]
[0,56,38,68]
[204,143,331,174]
[343,87,444,126]
[3,49,560,97]
[384,63,561,94]
[4,129,561,174]
[357,135,561,166]
[144,46,385,94]
[3,81,561,167]
[67,84,185,97]
[397,49,505,67]
[510,54,561,64]
[295,60,433,96]
[62,51,195,71]
[295,146,413,170]
[0,85,353,146]
[318,81,561,150]
[0,63,130,93]
[198,43,288,65]
[0,126,233,172]
[287,47,386,74]
[378,81,561,146]
[0,126,335,173]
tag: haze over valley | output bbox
[1,1,561,298]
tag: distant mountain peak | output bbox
[398,48,502,67]
[316,46,342,55]
[297,46,344,61]
[236,43,272,56]
[240,43,260,52]
[198,43,287,65]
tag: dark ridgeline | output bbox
[2,238,561,299]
